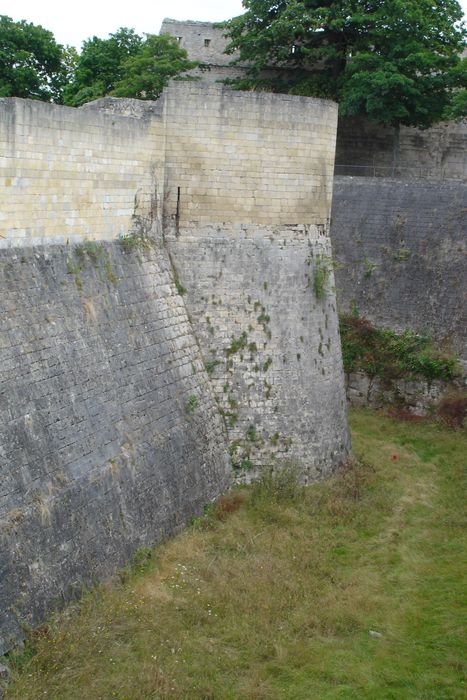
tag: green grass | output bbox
[4,409,466,699]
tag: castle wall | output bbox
[0,243,230,654]
[0,93,228,653]
[0,84,350,651]
[0,98,164,247]
[164,84,350,477]
[331,177,467,364]
[163,83,336,226]
[160,18,241,67]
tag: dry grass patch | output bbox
[3,409,466,699]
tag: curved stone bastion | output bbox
[0,83,350,652]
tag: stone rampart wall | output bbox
[336,116,467,180]
[162,83,337,227]
[167,224,349,478]
[0,243,230,654]
[0,98,164,247]
[163,85,349,478]
[331,177,467,364]
[0,84,350,651]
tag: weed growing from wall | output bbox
[225,332,248,357]
[393,246,412,262]
[66,241,117,287]
[313,254,333,300]
[119,231,153,253]
[166,250,187,295]
[363,257,377,279]
[204,359,221,375]
[186,395,199,414]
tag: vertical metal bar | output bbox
[175,186,181,235]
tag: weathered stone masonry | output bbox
[0,244,230,653]
[0,84,350,651]
[331,177,467,365]
[162,85,349,475]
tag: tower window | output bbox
[177,36,182,43]
[204,38,211,47]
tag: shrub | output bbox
[119,231,152,253]
[340,313,459,384]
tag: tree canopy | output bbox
[0,15,67,101]
[63,30,197,105]
[111,34,198,100]
[63,28,143,106]
[0,18,197,107]
[223,0,467,127]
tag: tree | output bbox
[111,34,198,100]
[444,88,467,118]
[443,57,467,118]
[0,15,67,102]
[63,28,143,106]
[223,1,466,129]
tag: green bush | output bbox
[340,314,458,383]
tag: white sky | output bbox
[1,0,466,50]
[1,1,245,49]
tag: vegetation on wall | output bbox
[223,0,467,126]
[313,253,333,300]
[340,313,459,383]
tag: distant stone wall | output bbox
[0,242,230,654]
[160,18,241,68]
[331,177,467,364]
[336,117,467,181]
[346,372,454,415]
[159,19,283,84]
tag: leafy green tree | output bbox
[443,57,467,118]
[224,1,466,129]
[111,34,198,99]
[0,15,67,101]
[63,28,143,106]
[444,88,467,118]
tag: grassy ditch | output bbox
[4,409,466,699]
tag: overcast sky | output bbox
[2,0,467,50]
[2,1,245,48]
